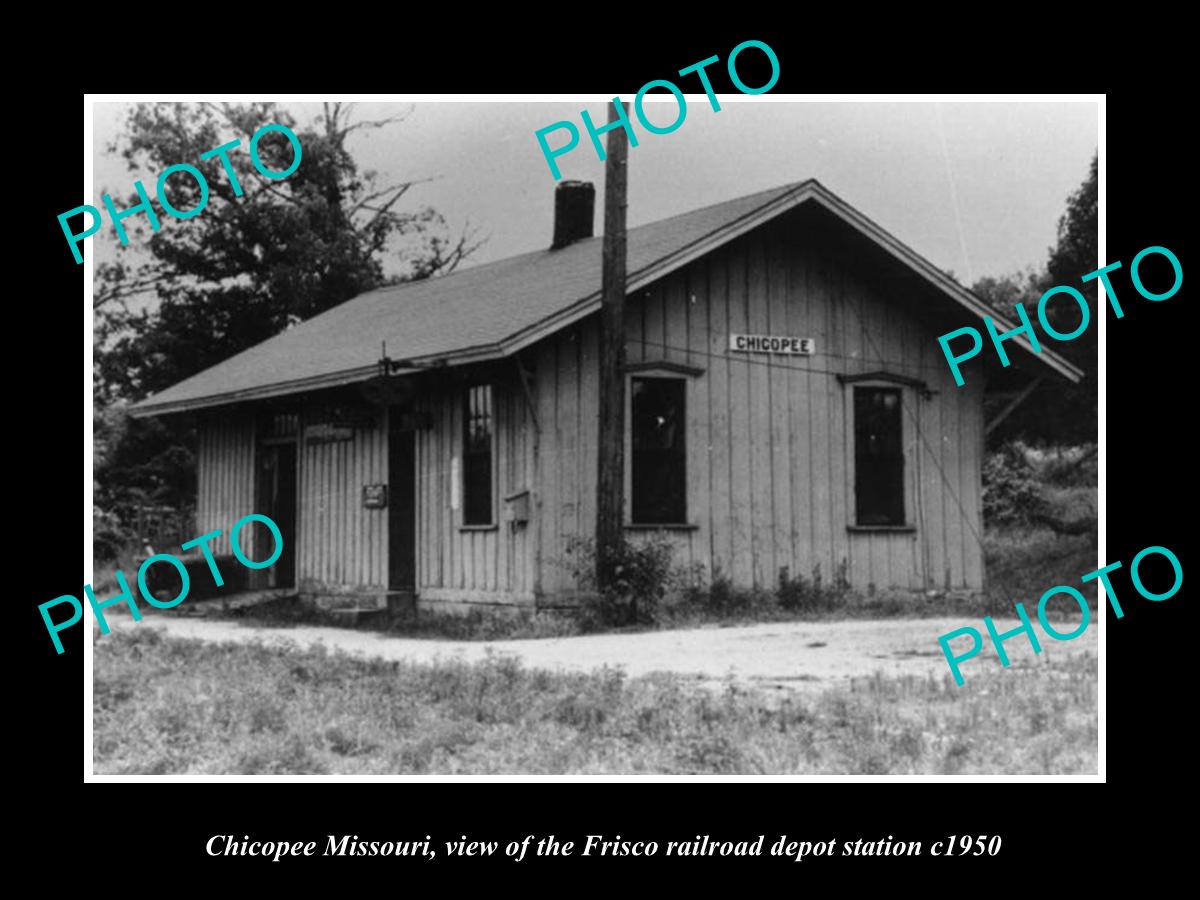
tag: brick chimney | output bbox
[551,180,595,249]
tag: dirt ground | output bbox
[106,614,1098,695]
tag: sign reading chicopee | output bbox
[729,333,814,355]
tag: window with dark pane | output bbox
[631,377,686,524]
[462,385,494,525]
[854,387,905,525]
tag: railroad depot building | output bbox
[132,180,1082,613]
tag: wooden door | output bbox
[388,419,416,592]
[256,442,297,589]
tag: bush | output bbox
[93,502,134,563]
[1032,444,1097,488]
[982,442,1045,526]
[563,534,678,627]
[683,570,762,618]
[777,560,851,612]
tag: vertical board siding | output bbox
[195,411,255,556]
[726,246,754,588]
[533,214,985,598]
[194,217,986,605]
[415,381,536,602]
[297,409,388,594]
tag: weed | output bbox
[776,560,851,612]
[93,632,1096,775]
[563,534,678,627]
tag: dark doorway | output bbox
[388,417,416,593]
[256,442,297,588]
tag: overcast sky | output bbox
[92,99,1098,288]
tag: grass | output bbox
[983,526,1097,611]
[93,628,1097,775]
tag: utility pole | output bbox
[595,101,629,601]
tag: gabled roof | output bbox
[130,179,1082,417]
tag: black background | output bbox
[19,24,1188,887]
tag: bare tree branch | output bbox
[94,273,165,310]
[349,180,424,216]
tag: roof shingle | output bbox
[131,178,1081,415]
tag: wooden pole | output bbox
[595,102,629,601]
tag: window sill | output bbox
[459,524,499,532]
[847,525,916,534]
[625,523,700,531]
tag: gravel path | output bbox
[109,614,1097,694]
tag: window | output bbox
[631,377,686,524]
[462,385,494,525]
[854,387,905,526]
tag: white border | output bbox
[84,92,1105,784]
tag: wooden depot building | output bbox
[131,180,1082,613]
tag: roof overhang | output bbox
[494,181,1083,382]
[130,180,1082,418]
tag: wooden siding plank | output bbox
[557,329,580,592]
[725,244,754,588]
[747,237,773,588]
[767,231,793,583]
[788,242,815,583]
[578,321,599,569]
[662,272,694,568]
[706,252,734,584]
[810,252,838,582]
[685,263,711,579]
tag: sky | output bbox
[91,99,1098,289]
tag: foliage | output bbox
[1029,443,1097,488]
[983,526,1096,614]
[685,570,765,617]
[982,442,1045,526]
[776,560,852,612]
[563,534,679,627]
[970,267,1043,312]
[93,504,129,563]
[94,102,482,515]
[93,629,1097,774]
[94,400,195,539]
[975,153,1097,446]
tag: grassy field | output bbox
[94,628,1097,775]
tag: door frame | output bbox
[256,434,299,589]
[388,409,417,593]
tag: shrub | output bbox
[93,503,132,563]
[681,570,764,618]
[776,560,851,612]
[982,442,1045,526]
[1035,444,1097,488]
[563,534,677,626]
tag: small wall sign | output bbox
[729,334,814,355]
[305,423,355,444]
[362,484,388,509]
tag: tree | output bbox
[94,102,483,535]
[976,153,1098,446]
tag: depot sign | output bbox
[729,333,814,355]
